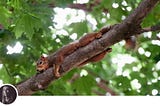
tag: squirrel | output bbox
[124,36,136,50]
[78,48,112,67]
[36,26,113,78]
[36,41,80,77]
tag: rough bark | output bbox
[16,0,160,95]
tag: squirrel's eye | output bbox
[39,61,43,64]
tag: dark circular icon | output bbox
[0,84,18,104]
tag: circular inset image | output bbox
[0,84,18,104]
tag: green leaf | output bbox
[113,76,131,90]
[0,68,12,84]
[142,4,160,27]
[0,6,11,27]
[13,14,42,39]
[69,21,88,37]
[50,80,67,95]
[72,75,96,95]
[10,0,22,10]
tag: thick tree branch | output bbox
[16,0,160,95]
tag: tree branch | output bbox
[67,3,108,13]
[16,0,160,95]
[97,80,117,95]
[138,24,160,34]
[49,2,108,13]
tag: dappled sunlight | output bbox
[130,79,141,90]
[80,69,88,77]
[6,42,23,54]
[106,13,110,18]
[0,64,3,69]
[121,15,126,20]
[147,81,152,85]
[132,67,138,72]
[73,0,89,4]
[15,75,20,79]
[118,83,122,86]
[121,1,127,6]
[52,7,99,38]
[95,77,101,83]
[112,54,137,76]
[70,33,78,40]
[151,79,158,83]
[138,47,145,55]
[139,73,145,78]
[156,61,160,70]
[156,32,160,38]
[151,40,160,46]
[86,15,97,30]
[112,54,136,67]
[144,51,151,57]
[101,18,107,23]
[122,70,130,77]
[126,7,132,11]
[116,68,123,76]
[112,3,119,8]
[0,80,3,86]
[143,32,152,38]
[56,29,69,36]
[52,33,57,39]
[55,38,61,43]
[152,71,158,78]
[152,89,158,96]
[138,47,152,58]
[53,8,86,29]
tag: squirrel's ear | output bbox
[41,55,44,58]
[40,55,46,60]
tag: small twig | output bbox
[97,80,117,95]
[68,70,117,95]
[0,24,3,29]
[68,73,80,83]
[138,24,160,34]
[87,69,109,84]
[3,64,11,77]
[92,90,105,95]
[49,2,108,13]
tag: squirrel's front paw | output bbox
[54,72,60,78]
[53,64,61,78]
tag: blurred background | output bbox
[0,0,160,95]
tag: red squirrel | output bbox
[36,26,113,78]
[125,36,136,50]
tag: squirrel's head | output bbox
[36,56,49,72]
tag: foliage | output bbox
[0,0,160,96]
